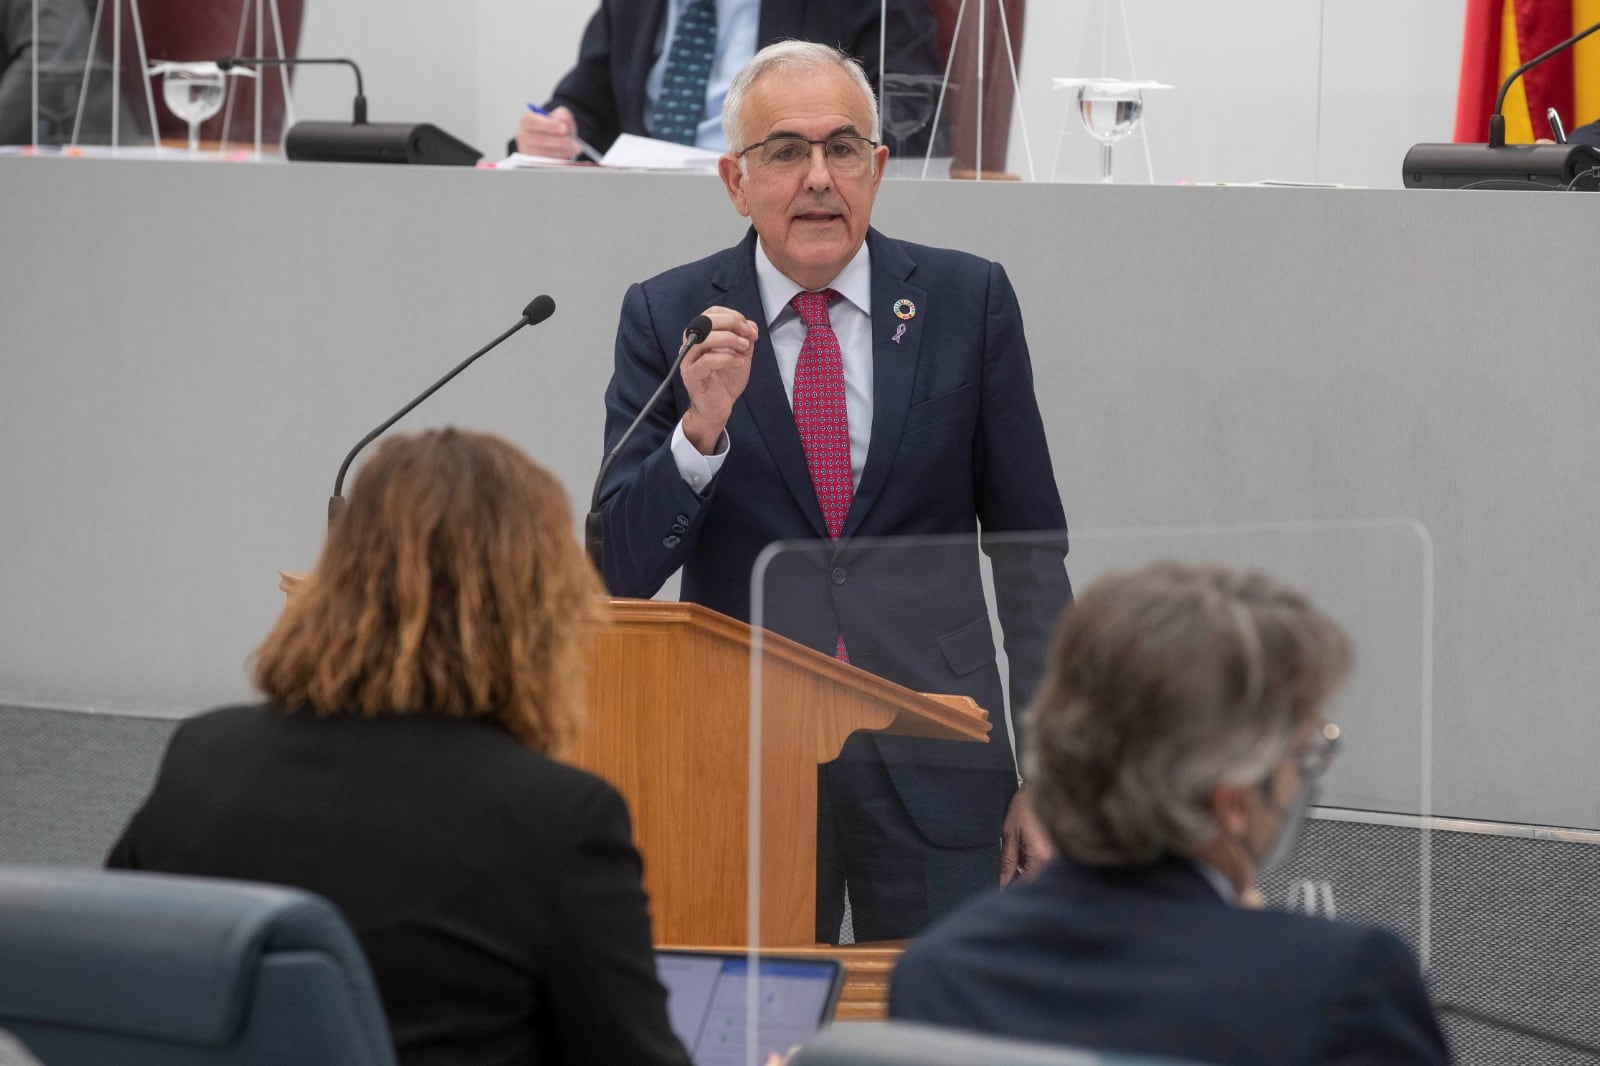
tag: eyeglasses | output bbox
[736,133,878,174]
[1295,722,1342,781]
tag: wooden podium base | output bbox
[663,942,905,1021]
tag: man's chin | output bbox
[767,230,863,286]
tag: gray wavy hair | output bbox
[721,40,880,159]
[1025,562,1351,866]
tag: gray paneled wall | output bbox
[3,157,1599,834]
[0,705,174,866]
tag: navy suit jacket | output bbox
[547,0,941,153]
[598,227,1070,848]
[891,857,1452,1065]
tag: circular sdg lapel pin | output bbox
[892,299,916,320]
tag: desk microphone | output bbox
[218,54,480,165]
[328,294,557,525]
[1435,1000,1600,1059]
[585,314,714,574]
[1403,19,1600,189]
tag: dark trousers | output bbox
[814,739,1007,943]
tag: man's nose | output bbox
[803,144,834,189]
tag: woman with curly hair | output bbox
[109,428,689,1066]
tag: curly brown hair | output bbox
[254,428,606,755]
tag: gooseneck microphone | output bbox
[218,55,367,124]
[1403,19,1600,188]
[328,295,557,525]
[1436,1001,1600,1059]
[1486,20,1600,148]
[585,314,714,574]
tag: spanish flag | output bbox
[1455,0,1600,142]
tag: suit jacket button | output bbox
[831,566,846,586]
[675,513,690,525]
[671,522,687,534]
[663,535,681,548]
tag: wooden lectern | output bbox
[573,598,992,953]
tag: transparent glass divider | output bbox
[1071,521,1434,965]
[744,519,1431,1058]
[880,0,1036,181]
[20,0,156,151]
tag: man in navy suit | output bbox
[594,41,1071,942]
[891,563,1453,1065]
[517,0,940,157]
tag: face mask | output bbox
[1256,776,1319,875]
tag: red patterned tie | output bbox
[790,289,852,661]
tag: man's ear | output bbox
[718,155,751,217]
[1207,781,1253,839]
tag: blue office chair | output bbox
[791,1021,1210,1066]
[0,866,397,1066]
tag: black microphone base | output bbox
[285,121,481,167]
[1402,142,1600,190]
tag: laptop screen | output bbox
[656,950,844,1066]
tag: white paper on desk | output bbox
[496,151,584,169]
[600,133,721,170]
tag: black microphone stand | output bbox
[585,316,713,574]
[328,295,555,524]
[219,56,367,124]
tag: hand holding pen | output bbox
[518,104,605,162]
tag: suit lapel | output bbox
[843,230,925,538]
[715,231,830,538]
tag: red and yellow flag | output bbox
[1455,0,1600,142]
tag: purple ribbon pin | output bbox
[891,322,907,344]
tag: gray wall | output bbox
[3,156,1597,832]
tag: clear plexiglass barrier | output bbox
[13,0,1461,185]
[729,521,1432,1063]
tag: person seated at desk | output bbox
[107,429,690,1066]
[1565,117,1600,148]
[515,0,940,159]
[890,561,1452,1066]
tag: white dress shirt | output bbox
[671,239,875,494]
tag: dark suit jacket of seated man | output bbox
[535,0,942,155]
[891,856,1450,1065]
[594,41,1072,943]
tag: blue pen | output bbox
[526,103,605,162]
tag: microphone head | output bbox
[685,314,713,344]
[522,294,556,325]
[217,56,236,71]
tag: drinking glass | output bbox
[1053,78,1172,183]
[149,62,228,154]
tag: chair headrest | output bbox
[0,867,371,1046]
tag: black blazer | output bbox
[107,704,691,1066]
[547,0,942,152]
[891,857,1452,1065]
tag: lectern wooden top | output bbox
[604,597,990,743]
